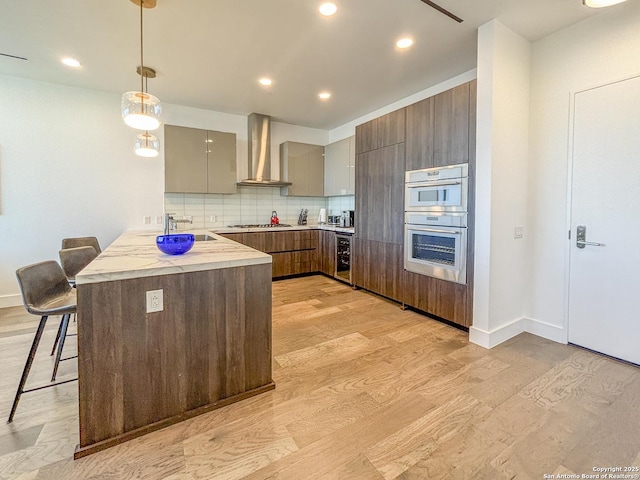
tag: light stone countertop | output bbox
[75,229,272,285]
[210,224,355,234]
[76,225,355,285]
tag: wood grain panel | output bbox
[383,143,405,246]
[76,263,273,452]
[355,145,404,245]
[355,119,378,154]
[406,97,435,171]
[319,230,336,276]
[433,82,470,167]
[377,108,406,149]
[353,239,403,302]
[221,231,319,279]
[402,271,469,327]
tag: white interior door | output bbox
[568,75,640,365]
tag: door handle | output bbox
[576,225,605,249]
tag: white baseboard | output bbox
[0,294,23,309]
[469,318,526,349]
[524,317,567,344]
[469,317,567,349]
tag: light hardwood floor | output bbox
[0,275,639,479]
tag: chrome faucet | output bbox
[163,213,192,235]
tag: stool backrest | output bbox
[59,246,98,281]
[61,236,101,254]
[15,261,72,315]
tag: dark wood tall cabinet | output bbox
[354,109,406,303]
[355,144,404,245]
[354,80,477,327]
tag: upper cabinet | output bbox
[433,82,471,167]
[324,136,355,196]
[405,96,434,171]
[164,125,237,194]
[405,81,476,170]
[280,141,324,197]
[355,108,406,154]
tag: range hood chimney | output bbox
[238,113,291,187]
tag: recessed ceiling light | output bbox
[319,92,331,100]
[583,0,627,7]
[319,3,337,16]
[396,38,414,49]
[62,57,81,68]
[259,78,273,86]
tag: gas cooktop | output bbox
[228,224,293,228]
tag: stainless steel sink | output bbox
[194,234,216,241]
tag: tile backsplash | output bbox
[165,187,354,229]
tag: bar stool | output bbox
[47,246,98,377]
[61,236,101,254]
[59,246,98,287]
[8,261,77,423]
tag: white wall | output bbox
[0,75,164,306]
[0,75,330,305]
[470,20,532,348]
[528,1,640,339]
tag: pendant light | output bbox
[121,0,162,131]
[135,132,160,157]
[134,71,160,157]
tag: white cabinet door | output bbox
[568,75,640,365]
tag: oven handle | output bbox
[406,180,463,188]
[407,226,462,235]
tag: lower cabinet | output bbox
[218,230,319,278]
[403,271,469,327]
[318,230,336,276]
[353,238,403,303]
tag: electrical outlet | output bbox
[146,289,163,313]
[155,216,163,225]
[143,216,151,225]
[210,215,216,223]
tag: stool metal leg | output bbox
[51,314,70,382]
[50,317,63,356]
[8,315,48,423]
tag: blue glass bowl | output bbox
[156,234,195,255]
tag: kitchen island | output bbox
[74,230,274,458]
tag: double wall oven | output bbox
[404,164,469,285]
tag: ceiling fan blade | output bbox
[420,0,464,23]
[0,52,28,61]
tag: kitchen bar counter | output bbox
[75,229,274,458]
[76,229,271,284]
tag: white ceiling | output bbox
[0,0,600,130]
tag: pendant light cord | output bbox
[140,0,144,94]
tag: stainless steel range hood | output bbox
[238,113,292,187]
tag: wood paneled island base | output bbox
[74,236,274,459]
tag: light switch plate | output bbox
[146,289,163,313]
[514,226,524,239]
